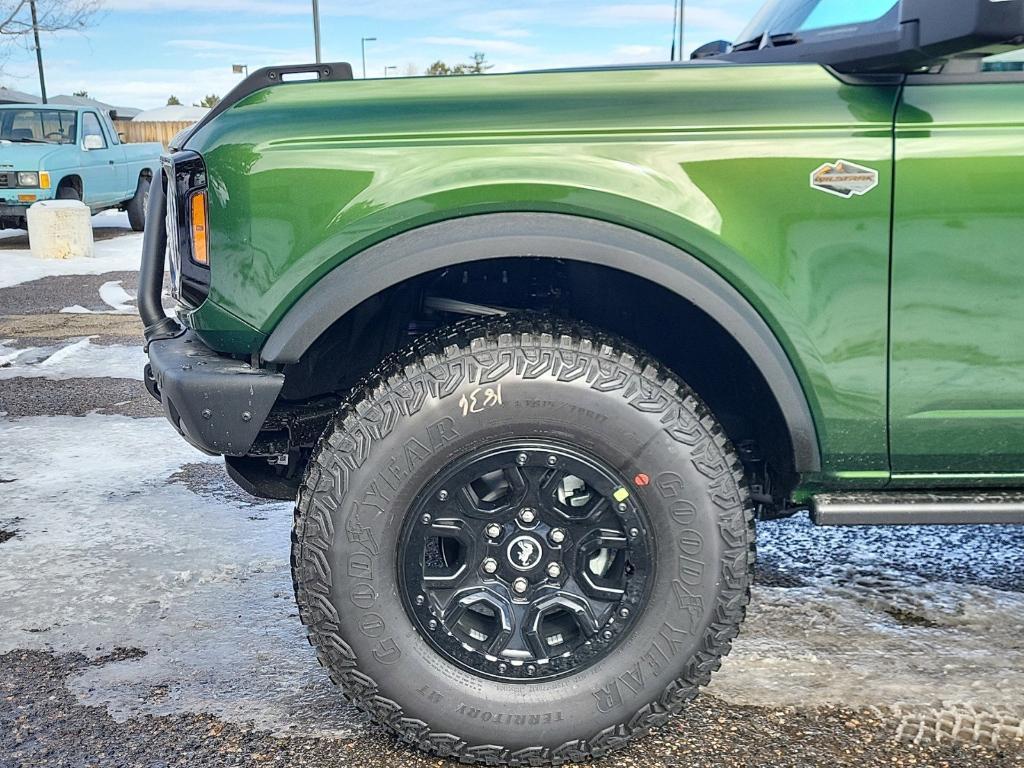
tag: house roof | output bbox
[49,94,142,118]
[131,104,210,123]
[0,87,41,104]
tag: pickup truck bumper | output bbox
[140,168,284,456]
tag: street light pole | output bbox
[361,37,376,79]
[29,0,47,103]
[311,0,322,64]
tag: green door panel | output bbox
[185,65,900,477]
[891,82,1024,474]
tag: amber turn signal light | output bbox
[190,190,209,266]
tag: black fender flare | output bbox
[260,213,821,472]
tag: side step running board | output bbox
[811,492,1024,526]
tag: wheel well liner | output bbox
[260,213,821,473]
[58,174,82,194]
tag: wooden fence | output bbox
[116,120,195,148]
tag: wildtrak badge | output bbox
[810,160,879,198]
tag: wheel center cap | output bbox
[506,535,542,570]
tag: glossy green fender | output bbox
[183,63,901,484]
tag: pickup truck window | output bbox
[81,112,107,149]
[101,112,121,145]
[0,108,77,144]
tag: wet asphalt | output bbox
[1,233,1022,767]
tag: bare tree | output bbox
[0,0,98,39]
[0,1,99,96]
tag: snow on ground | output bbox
[0,211,142,289]
[0,415,363,738]
[0,337,146,380]
[60,280,137,314]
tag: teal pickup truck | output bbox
[0,104,161,230]
[139,0,1024,762]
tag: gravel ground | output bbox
[0,271,142,315]
[2,251,1023,767]
[0,376,159,417]
[4,649,1019,768]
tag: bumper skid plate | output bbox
[145,331,284,456]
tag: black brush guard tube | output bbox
[138,169,182,346]
[138,166,285,457]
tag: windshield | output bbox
[735,0,899,46]
[0,109,78,144]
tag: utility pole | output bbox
[311,0,322,64]
[361,37,376,79]
[678,0,685,61]
[29,0,47,103]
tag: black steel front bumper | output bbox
[139,166,283,456]
[144,333,283,456]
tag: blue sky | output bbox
[1,0,764,110]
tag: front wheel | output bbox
[292,317,754,763]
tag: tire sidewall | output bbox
[298,332,751,754]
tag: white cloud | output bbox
[613,44,662,58]
[165,39,300,56]
[417,37,536,56]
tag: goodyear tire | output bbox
[292,316,754,763]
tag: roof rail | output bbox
[171,61,354,150]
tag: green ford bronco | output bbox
[140,0,1024,761]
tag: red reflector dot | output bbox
[634,473,650,487]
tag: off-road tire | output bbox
[292,316,754,764]
[126,175,150,232]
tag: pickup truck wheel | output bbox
[292,316,754,764]
[126,175,150,232]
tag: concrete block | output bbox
[27,199,94,260]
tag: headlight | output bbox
[17,172,39,187]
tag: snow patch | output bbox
[0,337,146,380]
[0,415,361,738]
[60,280,137,314]
[887,702,1024,748]
[0,225,143,289]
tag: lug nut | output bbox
[546,563,562,579]
[485,523,502,539]
[438,489,449,501]
[482,558,498,574]
[519,508,536,524]
[421,513,432,525]
[602,629,613,640]
[549,528,566,544]
[547,455,558,466]
[629,527,640,538]
[428,619,438,630]
[516,453,528,465]
[415,594,426,606]
[512,577,528,594]
[618,607,630,618]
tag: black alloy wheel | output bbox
[400,441,653,681]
